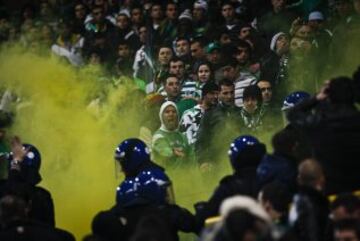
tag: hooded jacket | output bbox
[151,101,194,168]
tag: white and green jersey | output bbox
[151,128,194,168]
[179,105,203,145]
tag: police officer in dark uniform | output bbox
[195,135,266,227]
[91,138,199,241]
[0,136,55,227]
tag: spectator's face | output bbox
[332,206,353,221]
[176,39,190,57]
[118,44,130,57]
[139,27,147,43]
[220,33,231,45]
[290,37,312,55]
[243,97,258,114]
[116,15,129,29]
[40,2,51,16]
[275,35,289,55]
[257,81,272,103]
[222,65,237,81]
[193,7,204,21]
[308,19,323,31]
[166,3,178,20]
[272,0,286,12]
[234,47,250,65]
[190,42,205,60]
[219,85,234,105]
[206,50,221,64]
[75,4,86,19]
[92,8,104,22]
[222,4,235,21]
[158,47,173,65]
[41,25,51,37]
[131,8,143,24]
[60,25,71,40]
[23,8,34,20]
[89,53,101,65]
[239,27,251,40]
[198,64,211,83]
[170,61,185,79]
[243,232,258,241]
[151,5,163,20]
[162,105,178,130]
[354,0,360,14]
[203,91,219,107]
[334,229,359,241]
[295,25,312,40]
[335,1,353,17]
[165,77,180,98]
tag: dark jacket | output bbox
[195,103,243,164]
[0,219,74,241]
[195,167,258,227]
[0,169,55,227]
[290,186,330,241]
[288,98,360,194]
[92,202,199,241]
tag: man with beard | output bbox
[151,101,194,168]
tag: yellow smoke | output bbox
[0,44,232,240]
[1,34,357,241]
[0,45,143,239]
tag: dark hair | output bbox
[165,73,178,83]
[221,57,238,68]
[157,44,173,54]
[221,0,236,8]
[169,56,184,64]
[243,85,262,104]
[191,37,207,48]
[219,78,234,88]
[117,39,131,47]
[333,219,360,239]
[235,39,252,56]
[202,82,219,97]
[328,76,355,105]
[331,193,360,213]
[194,61,213,76]
[261,181,291,213]
[176,37,190,44]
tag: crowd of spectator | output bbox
[0,0,360,240]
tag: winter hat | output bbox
[119,9,130,18]
[220,196,271,224]
[206,42,221,53]
[194,0,208,12]
[178,9,193,21]
[159,101,178,131]
[270,32,286,51]
[308,11,324,21]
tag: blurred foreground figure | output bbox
[287,77,360,194]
